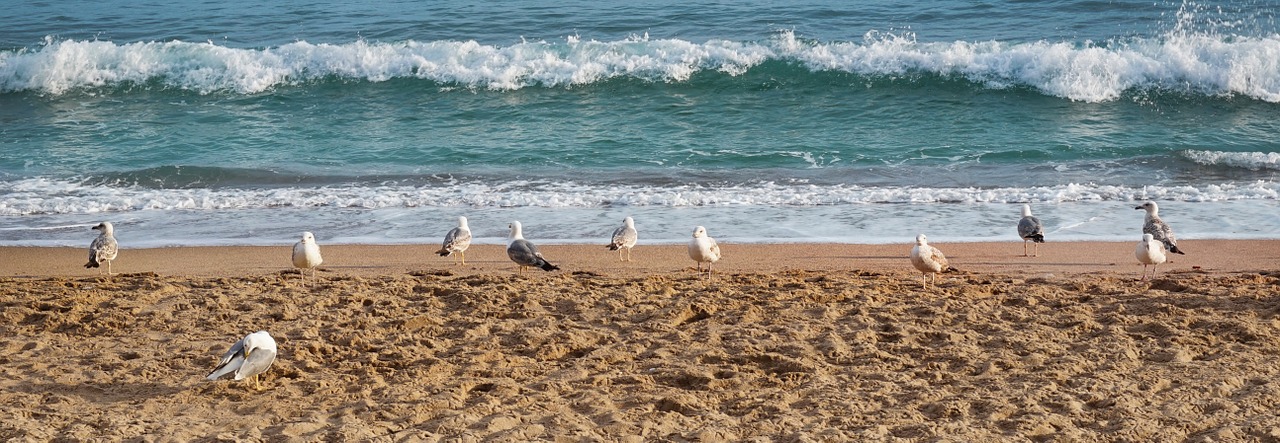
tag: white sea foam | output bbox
[3,30,1279,102]
[1,178,1276,216]
[1183,150,1280,170]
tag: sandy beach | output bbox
[2,240,1279,441]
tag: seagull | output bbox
[436,216,472,265]
[1135,201,1185,255]
[85,222,118,275]
[687,226,722,277]
[607,216,638,261]
[910,234,955,289]
[1018,204,1046,257]
[292,231,323,283]
[1135,233,1168,281]
[507,221,559,272]
[206,331,278,390]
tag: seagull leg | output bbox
[1023,240,1029,257]
[1034,242,1040,257]
[459,251,466,265]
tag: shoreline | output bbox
[4,239,1276,278]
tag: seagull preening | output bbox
[1135,233,1168,281]
[206,331,278,390]
[292,231,323,283]
[607,216,638,261]
[910,234,956,289]
[1135,201,1185,255]
[1017,204,1045,257]
[687,226,722,277]
[85,222,118,275]
[436,216,472,265]
[507,221,559,272]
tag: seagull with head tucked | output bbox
[206,330,278,390]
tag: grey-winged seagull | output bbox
[1135,233,1168,281]
[1135,201,1185,255]
[910,234,955,289]
[85,222,118,275]
[436,216,472,265]
[1018,204,1045,257]
[292,231,323,283]
[687,226,722,277]
[607,216,638,261]
[507,221,559,272]
[206,331,278,390]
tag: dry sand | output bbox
[2,240,1279,441]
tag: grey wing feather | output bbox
[442,227,461,246]
[508,240,542,266]
[235,348,277,380]
[88,236,118,264]
[1144,218,1177,245]
[206,338,246,380]
[610,226,637,248]
[1018,216,1043,238]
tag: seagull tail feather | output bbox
[1029,234,1045,243]
[85,259,99,269]
[1169,244,1185,255]
[435,248,451,257]
[539,261,560,272]
[607,243,620,250]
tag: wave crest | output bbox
[1,178,1276,216]
[3,30,1280,102]
[1183,150,1280,171]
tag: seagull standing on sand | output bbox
[436,216,472,265]
[85,222,119,275]
[687,226,722,277]
[1135,201,1185,255]
[206,331,278,390]
[292,231,323,282]
[607,216,638,261]
[1018,204,1046,257]
[1135,233,1168,281]
[507,221,559,272]
[910,234,955,289]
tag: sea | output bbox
[1,0,1278,248]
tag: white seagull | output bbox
[910,234,955,289]
[1135,201,1185,255]
[1135,233,1168,281]
[85,222,119,275]
[292,231,324,283]
[206,331,278,390]
[507,221,559,272]
[1017,204,1045,257]
[436,216,472,265]
[607,216,638,261]
[687,226,722,277]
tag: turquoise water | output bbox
[1,0,1277,247]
